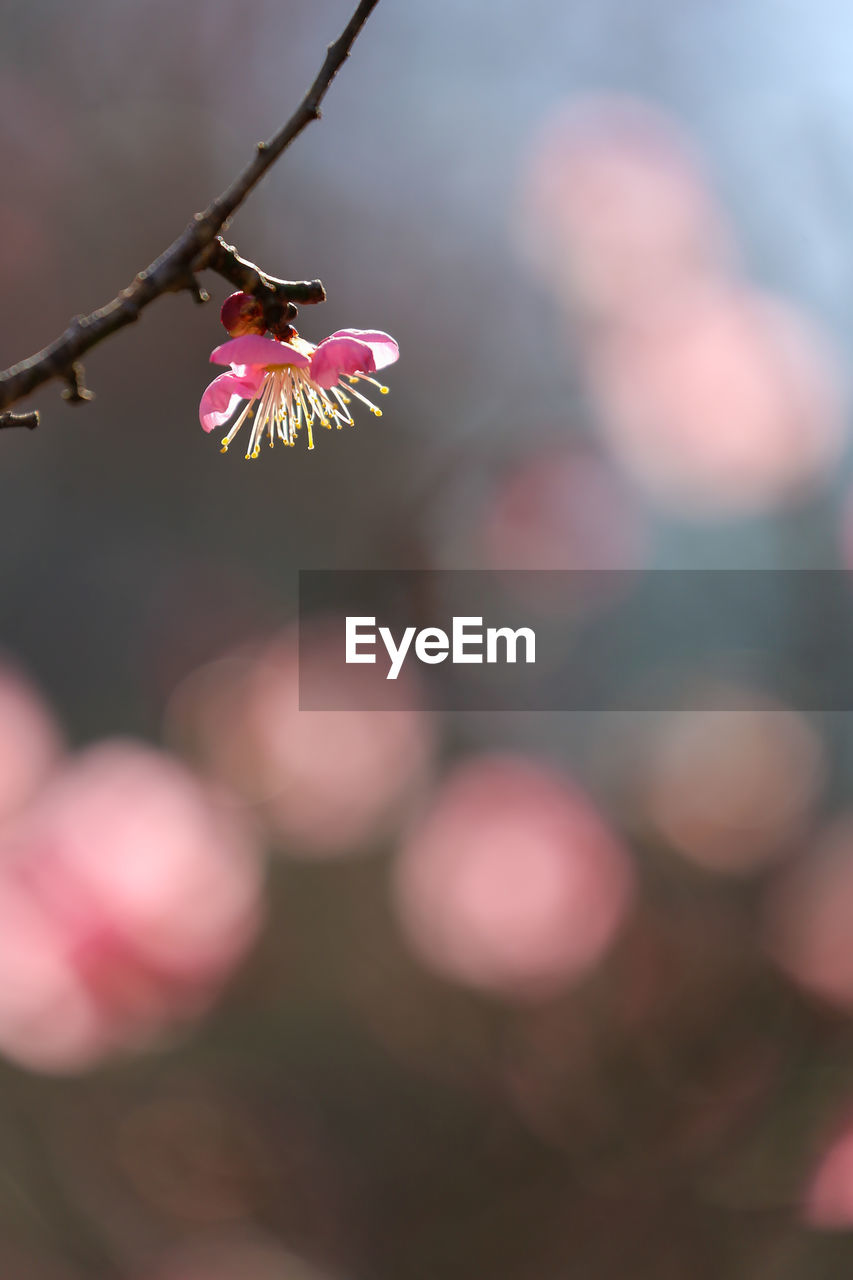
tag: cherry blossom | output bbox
[200,325,398,459]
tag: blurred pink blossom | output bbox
[642,694,824,874]
[587,286,845,515]
[0,661,64,827]
[166,625,434,859]
[0,741,264,1072]
[518,95,734,324]
[392,755,634,999]
[804,1114,853,1228]
[201,328,398,457]
[479,446,647,574]
[763,817,853,1011]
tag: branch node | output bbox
[201,237,326,306]
[182,274,210,305]
[61,363,95,405]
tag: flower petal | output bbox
[309,336,377,389]
[199,369,264,432]
[210,335,311,369]
[325,329,399,371]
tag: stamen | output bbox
[329,386,354,425]
[211,343,393,460]
[343,382,383,416]
[295,380,314,425]
[295,380,318,449]
[246,375,277,458]
[224,397,255,447]
[356,374,389,394]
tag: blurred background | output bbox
[3,0,853,1275]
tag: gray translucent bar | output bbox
[298,570,853,711]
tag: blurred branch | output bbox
[0,0,382,431]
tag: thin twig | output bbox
[0,411,39,430]
[200,239,325,306]
[0,0,381,429]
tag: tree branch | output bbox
[0,0,381,429]
[200,239,325,307]
[0,411,39,430]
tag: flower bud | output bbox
[220,292,266,337]
[269,318,297,343]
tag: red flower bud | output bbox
[220,292,266,337]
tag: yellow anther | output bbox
[380,385,389,394]
[372,408,383,417]
[220,445,228,454]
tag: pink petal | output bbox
[199,369,264,432]
[326,329,399,371]
[310,336,377,389]
[210,335,311,369]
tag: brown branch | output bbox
[0,410,39,430]
[198,238,326,333]
[0,0,381,424]
[60,361,94,404]
[200,239,325,306]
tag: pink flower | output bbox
[199,328,399,459]
[0,741,264,1072]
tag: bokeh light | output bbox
[0,740,264,1072]
[478,444,647,573]
[166,624,435,859]
[392,754,634,998]
[586,285,845,516]
[763,816,853,1011]
[0,659,63,826]
[804,1113,853,1229]
[641,690,825,874]
[518,95,735,325]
